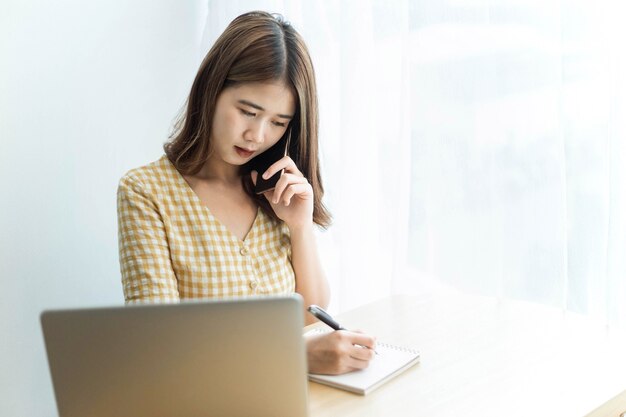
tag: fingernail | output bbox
[263,172,269,179]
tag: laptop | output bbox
[40,295,309,417]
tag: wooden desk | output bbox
[307,292,626,417]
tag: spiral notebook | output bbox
[306,329,420,395]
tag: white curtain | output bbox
[204,0,626,324]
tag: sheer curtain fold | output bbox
[204,0,626,323]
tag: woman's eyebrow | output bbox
[237,99,293,119]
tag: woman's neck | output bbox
[194,155,241,186]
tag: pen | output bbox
[307,305,346,331]
[307,305,377,354]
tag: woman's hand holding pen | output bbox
[251,155,313,229]
[305,330,377,375]
[306,305,377,375]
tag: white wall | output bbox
[1,1,206,415]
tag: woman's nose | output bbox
[245,120,266,143]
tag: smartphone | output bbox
[250,132,291,195]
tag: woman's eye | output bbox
[272,121,287,128]
[240,109,255,117]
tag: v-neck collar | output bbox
[162,156,260,243]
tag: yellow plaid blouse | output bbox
[117,155,296,303]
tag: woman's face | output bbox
[210,81,296,167]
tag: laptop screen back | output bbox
[41,295,309,417]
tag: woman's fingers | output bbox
[258,155,312,206]
[336,331,376,368]
[349,332,377,351]
[349,344,376,362]
[271,173,310,205]
[262,155,302,180]
[344,333,376,371]
[347,332,377,364]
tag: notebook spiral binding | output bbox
[376,342,419,355]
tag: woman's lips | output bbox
[234,146,255,158]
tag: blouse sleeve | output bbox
[117,174,180,304]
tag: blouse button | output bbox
[240,245,249,256]
[249,280,258,290]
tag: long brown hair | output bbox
[164,11,331,228]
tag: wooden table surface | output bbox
[306,291,626,417]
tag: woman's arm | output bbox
[117,174,180,303]
[289,223,330,323]
[254,159,376,374]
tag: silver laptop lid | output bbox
[41,295,309,417]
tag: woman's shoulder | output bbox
[118,155,178,193]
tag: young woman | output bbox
[117,11,375,375]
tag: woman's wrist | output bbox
[286,220,315,235]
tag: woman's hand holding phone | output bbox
[251,155,313,229]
